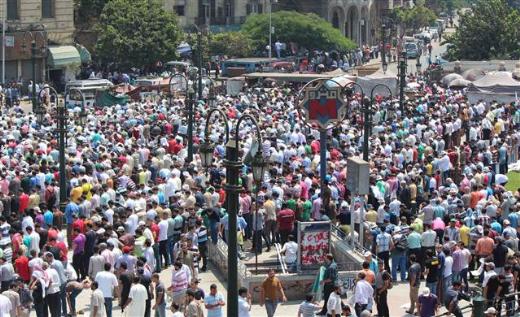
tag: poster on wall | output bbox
[297,221,331,271]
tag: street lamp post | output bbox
[381,23,388,74]
[416,52,422,75]
[40,85,67,210]
[168,73,189,107]
[199,110,265,317]
[22,30,46,122]
[399,49,407,114]
[369,84,393,136]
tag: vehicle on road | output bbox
[405,42,419,59]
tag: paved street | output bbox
[64,261,473,317]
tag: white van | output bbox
[65,79,114,108]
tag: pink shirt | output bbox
[432,218,445,231]
[171,269,188,292]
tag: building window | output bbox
[6,0,19,20]
[42,0,55,18]
[174,5,185,16]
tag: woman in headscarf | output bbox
[29,263,50,317]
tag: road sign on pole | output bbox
[299,79,347,129]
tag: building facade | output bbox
[0,0,77,84]
[164,0,407,46]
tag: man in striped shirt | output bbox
[297,294,320,317]
[196,220,208,272]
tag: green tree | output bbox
[96,0,182,70]
[241,11,356,52]
[209,32,254,58]
[395,2,437,33]
[75,0,110,25]
[446,0,520,60]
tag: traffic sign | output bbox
[299,79,347,129]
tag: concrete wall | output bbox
[208,233,365,303]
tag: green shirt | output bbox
[286,199,296,212]
[407,231,422,249]
[301,200,312,221]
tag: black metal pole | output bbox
[31,41,37,117]
[399,51,406,114]
[224,138,240,317]
[187,92,194,163]
[58,103,67,210]
[197,32,203,101]
[363,97,370,161]
[381,24,386,69]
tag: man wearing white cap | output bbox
[484,307,497,316]
[417,287,438,317]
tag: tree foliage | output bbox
[76,0,110,25]
[395,2,437,33]
[241,11,356,52]
[446,0,520,60]
[209,32,254,58]
[95,0,182,70]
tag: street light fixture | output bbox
[168,73,189,107]
[22,30,47,122]
[66,88,86,124]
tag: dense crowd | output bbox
[0,69,515,317]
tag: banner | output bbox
[297,221,331,270]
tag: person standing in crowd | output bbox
[260,268,287,317]
[318,254,338,316]
[90,281,106,317]
[94,263,118,317]
[417,287,439,317]
[407,254,422,315]
[354,272,373,317]
[123,276,149,317]
[375,260,391,317]
[204,283,225,317]
[297,294,321,317]
[152,273,166,317]
[238,287,252,317]
[326,285,343,317]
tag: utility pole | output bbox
[268,0,272,61]
[399,50,407,114]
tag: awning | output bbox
[76,45,91,64]
[47,46,81,69]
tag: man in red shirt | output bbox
[14,249,30,282]
[277,203,295,244]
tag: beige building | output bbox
[164,0,407,46]
[0,0,79,85]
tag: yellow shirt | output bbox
[29,193,40,208]
[366,210,378,223]
[459,225,470,247]
[82,183,93,200]
[70,186,83,203]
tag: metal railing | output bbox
[274,243,287,274]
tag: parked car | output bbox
[405,42,419,59]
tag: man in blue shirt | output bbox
[205,284,225,317]
[64,199,79,246]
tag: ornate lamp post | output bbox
[66,88,86,124]
[22,30,47,121]
[199,109,265,317]
[399,49,407,114]
[40,85,67,210]
[168,72,189,106]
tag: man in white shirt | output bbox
[238,287,251,317]
[0,293,11,317]
[90,281,106,317]
[326,285,343,317]
[354,272,374,317]
[280,235,298,272]
[94,263,118,317]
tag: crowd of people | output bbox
[0,63,515,317]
